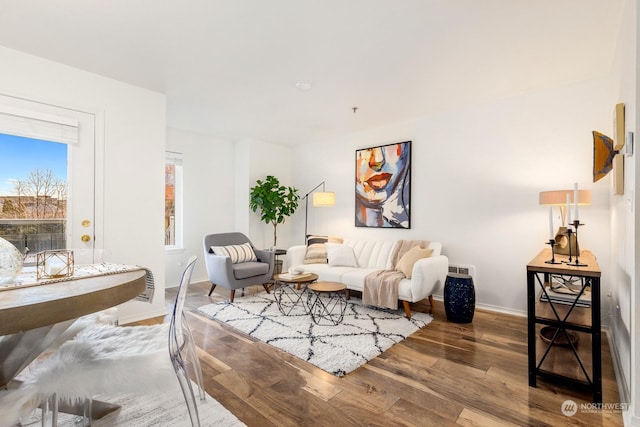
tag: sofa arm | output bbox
[285,245,307,270]
[409,255,449,301]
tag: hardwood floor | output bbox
[160,282,623,426]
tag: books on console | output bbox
[539,285,591,307]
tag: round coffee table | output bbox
[307,281,348,325]
[273,273,318,315]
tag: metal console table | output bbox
[526,248,602,403]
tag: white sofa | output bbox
[285,239,448,318]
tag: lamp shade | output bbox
[312,191,335,207]
[539,190,592,206]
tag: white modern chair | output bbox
[170,255,205,426]
[2,256,204,426]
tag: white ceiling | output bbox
[0,0,625,146]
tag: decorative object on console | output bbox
[0,236,23,284]
[300,181,335,242]
[36,249,74,279]
[249,175,299,247]
[540,326,579,347]
[355,141,411,229]
[539,187,591,256]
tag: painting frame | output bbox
[355,141,411,229]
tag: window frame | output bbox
[164,151,183,251]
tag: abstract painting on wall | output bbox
[355,141,411,228]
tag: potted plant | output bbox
[249,175,300,247]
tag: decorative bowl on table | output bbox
[0,237,23,285]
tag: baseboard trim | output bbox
[605,324,630,402]
[431,295,526,317]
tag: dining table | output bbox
[0,266,149,418]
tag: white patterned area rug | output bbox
[19,381,245,427]
[197,292,432,377]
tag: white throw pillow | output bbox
[325,243,358,267]
[210,242,257,264]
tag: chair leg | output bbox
[207,283,216,297]
[41,392,58,426]
[171,353,201,427]
[428,295,435,315]
[229,290,235,302]
[262,283,271,294]
[182,313,205,402]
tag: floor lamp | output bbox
[301,181,335,242]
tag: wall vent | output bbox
[448,264,476,280]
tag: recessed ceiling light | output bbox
[295,80,312,91]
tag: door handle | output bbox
[81,235,91,242]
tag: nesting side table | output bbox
[307,281,348,325]
[273,273,318,315]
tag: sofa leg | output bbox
[428,295,434,315]
[262,283,271,294]
[402,300,412,319]
[229,290,235,303]
[208,283,217,297]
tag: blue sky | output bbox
[0,133,67,195]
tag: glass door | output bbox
[0,94,96,264]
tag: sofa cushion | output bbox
[210,242,256,264]
[298,263,358,282]
[344,239,396,269]
[326,243,358,267]
[396,246,433,278]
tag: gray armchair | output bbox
[203,232,274,302]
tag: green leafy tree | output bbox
[249,175,299,247]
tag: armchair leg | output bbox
[262,283,271,294]
[207,284,217,297]
[229,290,235,303]
[428,295,435,315]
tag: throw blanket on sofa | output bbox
[363,240,430,310]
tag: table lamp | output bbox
[539,189,591,255]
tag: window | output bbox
[165,151,183,249]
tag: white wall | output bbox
[165,128,236,286]
[608,0,637,420]
[291,77,613,315]
[165,134,293,287]
[0,46,167,324]
[237,139,294,251]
